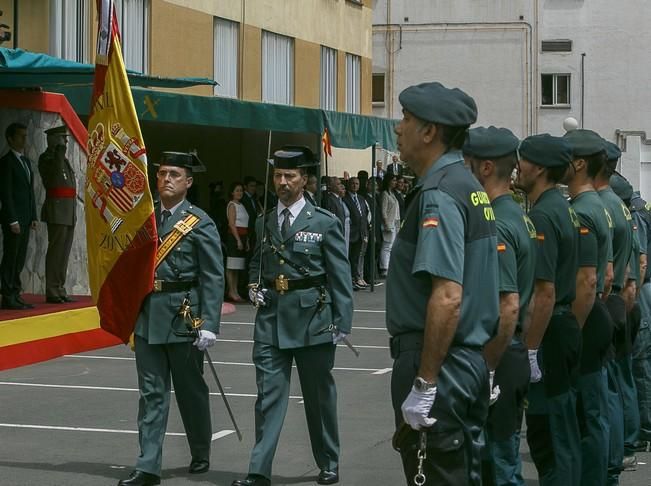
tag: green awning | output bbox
[55,85,398,150]
[0,48,216,90]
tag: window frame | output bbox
[372,72,385,105]
[541,73,571,108]
[213,17,239,98]
[345,53,361,114]
[261,30,295,106]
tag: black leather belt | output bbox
[265,274,327,293]
[153,279,198,293]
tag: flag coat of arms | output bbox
[86,0,157,342]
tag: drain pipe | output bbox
[580,53,585,128]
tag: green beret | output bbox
[519,134,573,168]
[272,145,318,170]
[610,174,633,201]
[398,81,477,126]
[156,151,205,173]
[463,126,519,159]
[563,129,605,157]
[605,141,622,162]
[45,125,69,136]
[631,191,647,212]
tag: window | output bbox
[320,46,337,110]
[345,53,361,114]
[262,31,294,105]
[49,0,90,62]
[372,73,385,104]
[214,18,239,98]
[114,0,150,73]
[541,40,572,52]
[541,74,570,106]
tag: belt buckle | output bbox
[275,274,289,294]
[153,279,163,292]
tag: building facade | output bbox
[372,0,651,197]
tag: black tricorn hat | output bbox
[272,146,319,169]
[156,151,206,173]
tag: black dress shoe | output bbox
[317,469,339,485]
[231,474,271,486]
[117,470,160,485]
[15,295,35,308]
[188,459,209,474]
[1,297,29,310]
[46,296,65,304]
[60,295,77,303]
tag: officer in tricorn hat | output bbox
[515,134,583,485]
[38,124,77,303]
[463,126,536,486]
[386,82,499,484]
[118,151,224,486]
[232,146,353,486]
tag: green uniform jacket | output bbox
[135,200,224,344]
[249,200,354,349]
[38,147,77,226]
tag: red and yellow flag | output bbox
[85,0,157,343]
[322,128,333,158]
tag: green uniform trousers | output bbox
[577,368,609,486]
[606,359,625,485]
[45,223,74,299]
[248,341,339,479]
[134,336,211,476]
[525,312,582,486]
[633,282,651,441]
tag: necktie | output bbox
[281,208,291,239]
[19,155,31,177]
[160,209,171,228]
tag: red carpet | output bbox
[0,294,93,321]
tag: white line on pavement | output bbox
[0,381,302,399]
[221,321,388,332]
[64,355,389,374]
[0,423,235,440]
[354,309,386,313]
[372,368,392,375]
[214,339,389,350]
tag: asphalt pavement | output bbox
[0,288,649,485]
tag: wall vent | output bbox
[542,40,572,52]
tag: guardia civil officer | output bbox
[119,152,224,486]
[610,173,643,468]
[629,190,651,451]
[463,127,536,486]
[562,129,613,486]
[597,143,634,483]
[387,82,499,485]
[233,146,353,486]
[516,134,582,486]
[38,125,77,303]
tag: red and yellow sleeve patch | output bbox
[536,233,545,241]
[579,227,590,235]
[422,217,439,228]
[497,243,507,252]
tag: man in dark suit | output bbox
[394,176,406,220]
[343,177,369,289]
[0,122,37,310]
[321,176,345,228]
[386,154,403,176]
[304,173,319,206]
[38,125,77,304]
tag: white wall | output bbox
[373,0,651,192]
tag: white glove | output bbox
[193,330,217,351]
[401,385,438,430]
[332,331,349,344]
[248,286,269,307]
[489,370,501,406]
[528,349,542,383]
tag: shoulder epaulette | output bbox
[314,206,337,219]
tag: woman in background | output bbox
[225,181,249,302]
[379,174,400,278]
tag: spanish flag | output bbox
[85,0,157,343]
[322,128,333,158]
